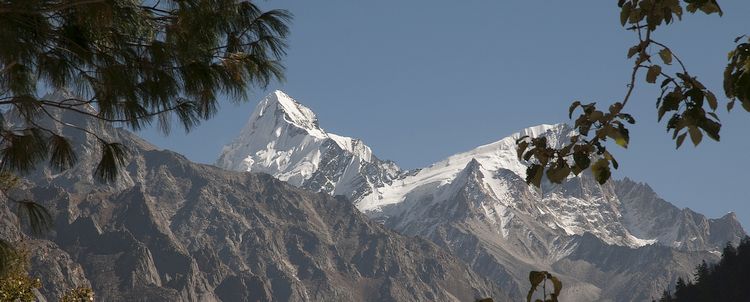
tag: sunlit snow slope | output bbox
[355,123,662,247]
[216,90,401,200]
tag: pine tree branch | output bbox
[0,0,107,14]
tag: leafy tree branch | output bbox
[0,0,292,182]
[0,0,292,276]
[516,0,747,187]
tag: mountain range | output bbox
[0,90,744,301]
[0,93,505,301]
[217,91,746,301]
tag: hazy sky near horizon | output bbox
[138,1,750,227]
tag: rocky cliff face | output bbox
[0,97,505,301]
[613,178,745,251]
[0,199,91,301]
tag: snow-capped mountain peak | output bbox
[246,90,326,137]
[218,92,742,251]
[217,91,401,199]
[356,123,573,213]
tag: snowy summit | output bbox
[216,90,401,200]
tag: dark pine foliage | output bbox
[0,0,291,275]
[656,236,750,302]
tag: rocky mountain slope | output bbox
[0,95,505,301]
[613,178,744,251]
[219,91,747,301]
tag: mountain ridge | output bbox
[0,94,506,301]
[218,90,746,301]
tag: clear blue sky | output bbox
[138,1,750,228]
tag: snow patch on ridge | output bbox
[354,123,659,248]
[356,124,572,213]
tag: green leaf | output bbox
[589,110,604,121]
[527,271,546,302]
[532,136,548,149]
[573,152,591,172]
[705,91,718,111]
[568,101,581,119]
[526,164,544,188]
[628,7,643,24]
[529,271,545,287]
[727,100,735,112]
[627,45,640,58]
[724,65,736,99]
[591,159,611,185]
[698,2,723,16]
[619,113,636,124]
[675,132,687,149]
[549,276,563,298]
[620,3,632,26]
[699,118,722,141]
[603,150,619,169]
[571,164,583,176]
[646,65,662,84]
[546,162,571,184]
[615,126,629,148]
[686,3,698,13]
[688,126,703,146]
[658,49,673,65]
[523,150,535,161]
[608,102,624,115]
[517,141,529,161]
[659,91,681,121]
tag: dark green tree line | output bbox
[655,237,750,301]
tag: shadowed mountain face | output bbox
[0,99,505,301]
[218,91,746,301]
[613,178,745,251]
